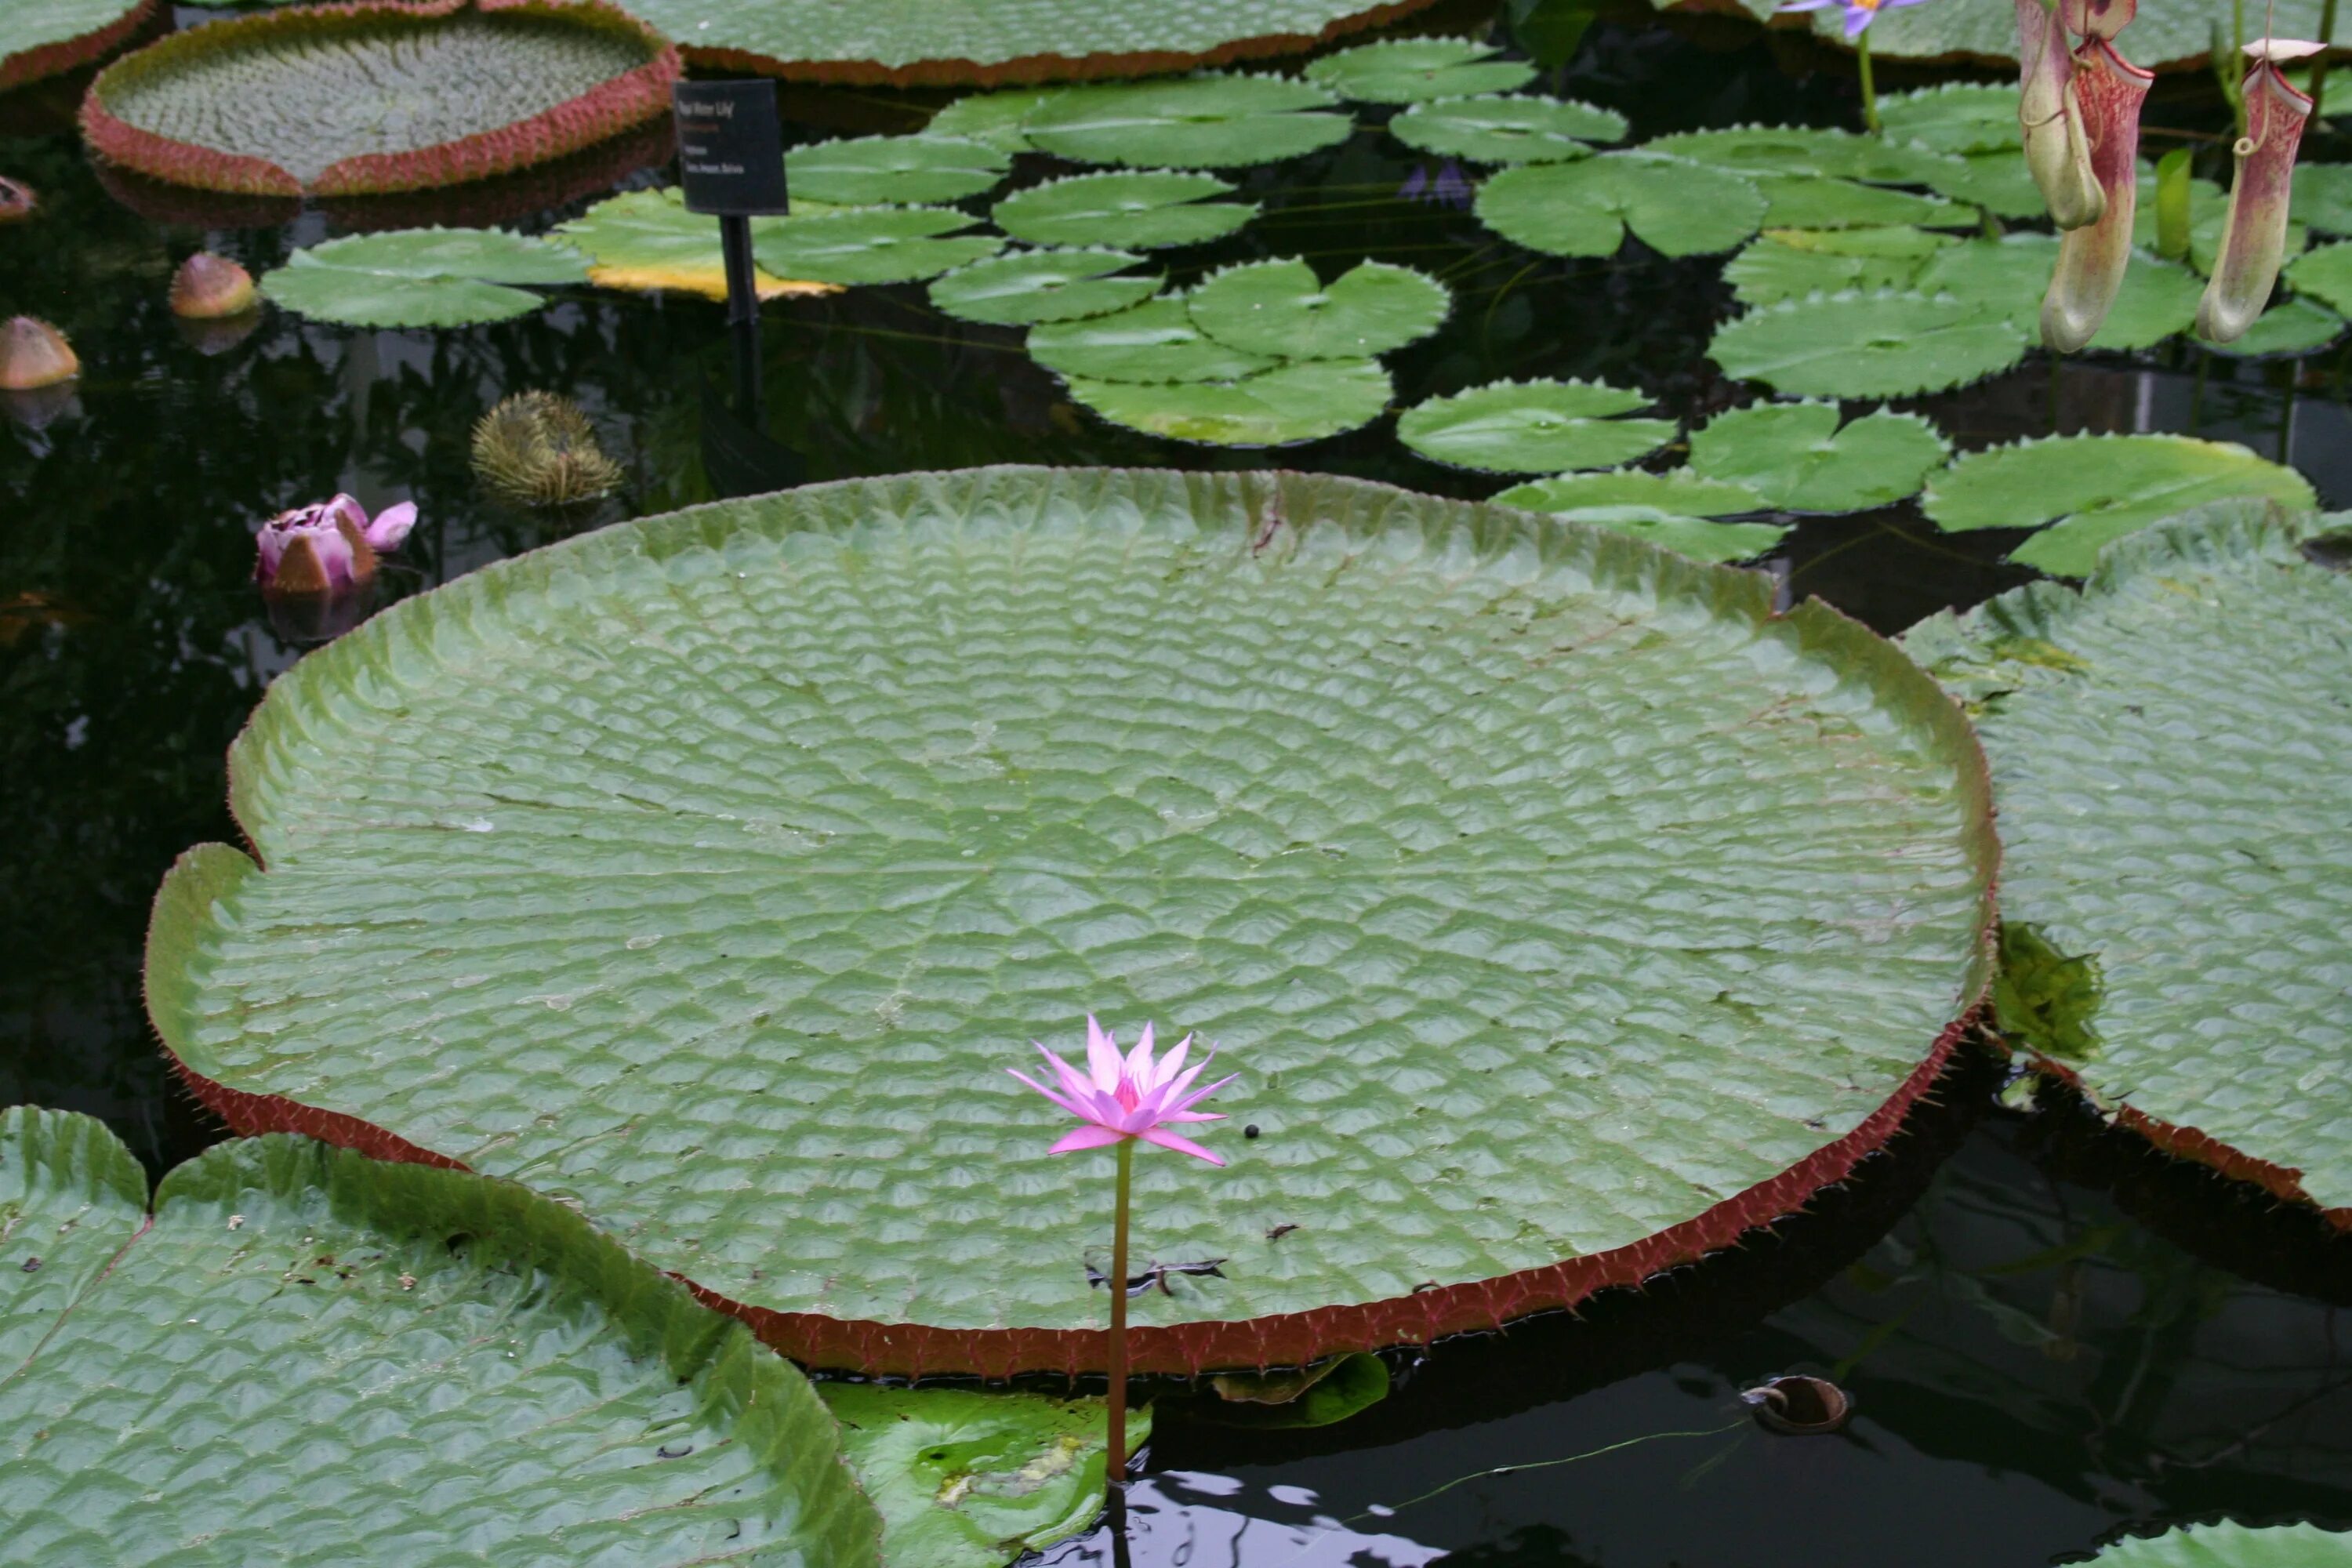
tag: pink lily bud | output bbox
[2197,53,2317,343]
[0,317,78,390]
[169,252,258,320]
[254,495,416,592]
[2018,0,2103,230]
[2060,0,2135,40]
[2041,40,2154,351]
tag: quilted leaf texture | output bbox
[2088,1522,2352,1566]
[0,1107,884,1567]
[145,466,1998,1374]
[1904,503,2352,1223]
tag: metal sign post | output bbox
[673,80,789,420]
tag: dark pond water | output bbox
[5,2,2352,1562]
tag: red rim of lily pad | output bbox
[78,0,680,198]
[0,0,160,94]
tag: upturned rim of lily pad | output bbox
[0,0,159,93]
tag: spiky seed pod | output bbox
[471,391,624,506]
[0,318,80,390]
[169,251,258,318]
[0,178,34,223]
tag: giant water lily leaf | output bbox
[1709,291,2028,399]
[1904,506,2352,1221]
[2205,292,2347,357]
[1388,93,1626,162]
[1915,234,2204,350]
[1397,377,1675,472]
[0,1108,886,1566]
[1751,174,1958,230]
[1748,0,2345,68]
[1476,153,1766,257]
[1725,226,1955,305]
[1644,125,1961,186]
[993,171,1257,249]
[786,134,1010,206]
[2286,240,2352,315]
[1017,74,1351,169]
[1492,467,1764,517]
[2294,162,2352,236]
[142,466,1998,1374]
[1689,401,1950,513]
[928,248,1160,325]
[259,227,589,327]
[1877,82,2024,155]
[556,187,837,302]
[2085,1522,2352,1566]
[1185,258,1449,358]
[1922,434,2316,575]
[82,0,678,195]
[1,0,154,91]
[1028,295,1276,382]
[1301,37,1534,102]
[751,206,1003,285]
[1062,359,1392,444]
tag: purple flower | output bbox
[1010,1016,1238,1165]
[1400,159,1473,210]
[1778,0,1929,40]
[254,495,416,592]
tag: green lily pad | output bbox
[259,227,589,328]
[1301,37,1535,102]
[1922,433,2317,575]
[1916,148,2050,220]
[1185,258,1450,359]
[2286,240,2352,315]
[1018,73,1351,169]
[1029,294,1276,383]
[928,248,1160,326]
[1203,1354,1391,1428]
[1877,82,2024,155]
[1475,153,1766,258]
[1710,291,2028,400]
[2,0,153,91]
[1751,173,1958,230]
[2205,292,2347,358]
[786,134,1010,206]
[1914,234,2205,350]
[1645,125,1961,186]
[926,88,1058,153]
[1537,506,1791,564]
[0,1108,885,1566]
[2293,162,2352,236]
[1756,0,2314,69]
[1492,467,1765,517]
[1904,506,2352,1220]
[2085,1522,2352,1566]
[1689,401,1950,513]
[1388,92,1626,162]
[993,170,1258,249]
[141,466,1997,1373]
[1397,377,1676,473]
[555,187,829,302]
[751,206,1003,285]
[1725,226,1955,306]
[1062,358,1392,444]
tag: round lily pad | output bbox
[1027,295,1276,383]
[1476,153,1766,258]
[2206,293,2347,358]
[2,0,157,92]
[2085,1523,2352,1566]
[1184,258,1450,359]
[1914,234,2204,351]
[928,248,1160,325]
[1491,468,1764,517]
[1017,73,1351,169]
[2294,162,2352,238]
[1389,93,1627,163]
[1916,148,2049,220]
[2286,240,2352,316]
[924,88,1057,152]
[1725,226,1956,306]
[1645,125,1961,187]
[1903,506,2352,1222]
[556,187,837,302]
[1922,433,2317,576]
[750,206,1003,286]
[1689,402,1950,514]
[1301,37,1535,102]
[1877,82,2024,155]
[1708,291,2029,400]
[143,466,1998,1375]
[1750,173,1958,231]
[80,0,680,196]
[258,226,590,328]
[785,133,1009,206]
[1397,377,1676,474]
[993,170,1257,249]
[1062,359,1392,445]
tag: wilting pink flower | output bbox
[1778,0,1929,41]
[2198,44,2319,343]
[2040,38,2154,350]
[1010,1017,1238,1165]
[253,495,416,592]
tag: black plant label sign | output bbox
[673,81,789,216]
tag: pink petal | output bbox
[314,526,360,590]
[363,500,417,551]
[1007,1067,1090,1121]
[1050,1124,1128,1154]
[1167,1071,1240,1117]
[1036,1041,1098,1105]
[1152,1033,1191,1092]
[1085,1016,1123,1092]
[1124,1023,1156,1087]
[1138,1126,1225,1165]
[325,494,368,532]
[1160,1109,1225,1123]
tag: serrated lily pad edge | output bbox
[79,0,681,197]
[144,464,2000,1377]
[2,0,158,92]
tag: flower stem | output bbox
[1106,1135,1134,1502]
[1856,29,1881,134]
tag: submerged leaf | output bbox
[1202,1354,1392,1428]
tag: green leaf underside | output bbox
[2205,293,2346,357]
[1301,38,1537,103]
[1709,291,2028,399]
[1644,125,1962,186]
[1388,93,1627,162]
[1690,402,1950,513]
[0,1108,883,1567]
[927,249,1160,326]
[1877,83,2024,155]
[1062,360,1392,445]
[1539,507,1792,564]
[98,10,662,185]
[785,134,1010,207]
[1476,153,1766,257]
[146,466,1994,1335]
[1492,468,1764,517]
[1922,434,2317,575]
[750,207,1003,285]
[1027,295,1276,383]
[2,0,145,71]
[993,171,1256,249]
[1184,259,1450,359]
[1016,74,1351,169]
[1915,234,2204,351]
[2087,1523,2352,1566]
[259,227,588,328]
[1753,173,1958,230]
[1726,226,1958,306]
[1398,378,1675,474]
[1904,506,2352,1210]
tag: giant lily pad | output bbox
[1922,433,2316,575]
[1388,93,1627,162]
[1475,153,1766,258]
[1061,359,1392,444]
[1709,291,2028,399]
[1185,258,1450,358]
[1301,37,1535,102]
[1016,74,1351,169]
[1903,505,2352,1222]
[1027,295,1276,383]
[928,248,1160,325]
[993,170,1258,249]
[144,466,1998,1375]
[785,134,1010,207]
[1740,0,2344,69]
[555,187,838,302]
[80,0,681,197]
[2086,1523,2352,1566]
[1689,401,1950,513]
[1,0,157,92]
[751,206,1004,285]
[259,226,589,327]
[1396,377,1676,473]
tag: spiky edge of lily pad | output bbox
[79,0,680,197]
[0,0,159,93]
[146,465,2000,1378]
[684,0,1447,86]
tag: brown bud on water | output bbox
[169,251,258,319]
[0,317,79,390]
[2041,40,2154,352]
[2017,0,2103,230]
[2198,57,2317,345]
[0,177,34,224]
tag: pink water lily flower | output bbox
[1778,0,1928,40]
[253,495,416,592]
[1011,1017,1238,1165]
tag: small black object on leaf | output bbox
[1243,1124,1261,1138]
[20,1256,40,1273]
